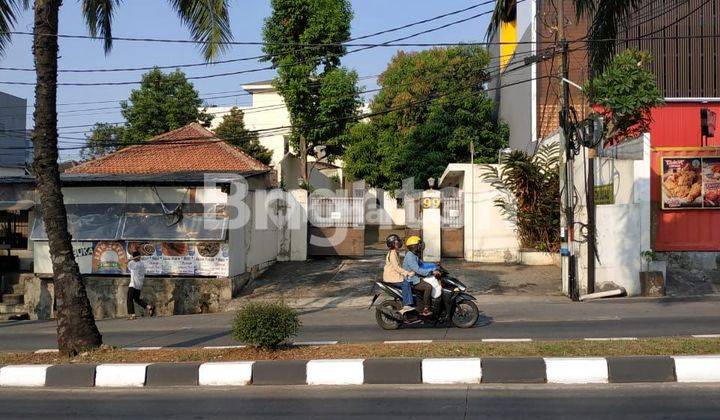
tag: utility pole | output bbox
[557,1,578,300]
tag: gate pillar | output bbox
[421,189,442,262]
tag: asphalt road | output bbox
[0,384,719,419]
[2,299,720,351]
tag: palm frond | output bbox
[574,0,646,72]
[0,0,29,55]
[81,0,122,53]
[167,0,232,61]
[485,0,517,41]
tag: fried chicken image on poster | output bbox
[662,158,703,209]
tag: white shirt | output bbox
[128,260,146,289]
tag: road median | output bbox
[0,337,719,387]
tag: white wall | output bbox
[277,189,308,262]
[365,188,405,227]
[440,163,520,263]
[245,191,279,271]
[572,134,651,296]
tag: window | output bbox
[30,205,123,241]
[120,214,228,241]
[396,196,404,209]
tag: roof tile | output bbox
[66,123,270,175]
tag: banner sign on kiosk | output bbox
[662,157,720,209]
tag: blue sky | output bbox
[0,0,490,160]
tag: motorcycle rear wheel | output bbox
[452,300,479,328]
[375,299,402,330]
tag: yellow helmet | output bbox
[405,235,422,247]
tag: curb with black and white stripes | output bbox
[1,356,720,387]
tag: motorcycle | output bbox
[369,266,479,330]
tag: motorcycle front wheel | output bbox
[375,299,402,330]
[452,300,479,328]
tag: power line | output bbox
[0,6,504,87]
[0,0,502,48]
[2,62,553,154]
[1,45,547,126]
[0,1,495,74]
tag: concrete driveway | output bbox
[230,248,561,309]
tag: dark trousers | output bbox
[412,281,433,311]
[127,287,148,316]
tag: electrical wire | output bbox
[0,1,497,74]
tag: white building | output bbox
[206,80,291,170]
[205,81,345,191]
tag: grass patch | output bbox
[2,338,719,365]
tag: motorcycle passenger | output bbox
[403,236,436,316]
[382,234,416,314]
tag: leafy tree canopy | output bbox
[343,46,509,191]
[585,49,663,145]
[85,68,210,158]
[262,0,360,177]
[214,107,273,165]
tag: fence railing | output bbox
[442,196,464,228]
[308,197,365,228]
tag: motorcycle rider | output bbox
[403,236,437,316]
[382,234,415,314]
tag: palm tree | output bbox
[0,0,233,356]
[486,0,646,72]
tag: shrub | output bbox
[481,143,561,252]
[231,301,301,349]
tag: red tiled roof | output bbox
[66,123,270,175]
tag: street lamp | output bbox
[427,177,436,189]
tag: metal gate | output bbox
[308,197,365,256]
[441,195,464,258]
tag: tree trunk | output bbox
[299,135,308,182]
[32,0,102,356]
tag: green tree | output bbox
[262,0,360,181]
[344,46,509,191]
[585,49,663,145]
[81,123,127,160]
[214,107,273,165]
[121,68,211,142]
[0,0,233,356]
[87,68,211,157]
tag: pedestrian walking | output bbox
[126,251,154,320]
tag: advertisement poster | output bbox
[661,158,703,209]
[91,241,129,274]
[123,241,229,276]
[702,157,720,208]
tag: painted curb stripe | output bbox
[202,345,246,350]
[95,364,149,388]
[306,359,364,385]
[545,358,608,384]
[482,338,532,343]
[0,365,52,387]
[422,358,482,384]
[584,337,637,341]
[674,356,720,383]
[1,356,720,387]
[692,334,720,338]
[292,341,339,346]
[199,362,254,386]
